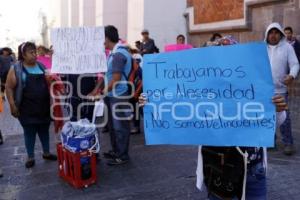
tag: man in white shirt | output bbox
[265,22,300,155]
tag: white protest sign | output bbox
[50,27,107,74]
[92,99,105,124]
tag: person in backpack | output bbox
[128,47,143,134]
[101,25,133,165]
[5,42,57,169]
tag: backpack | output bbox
[202,147,246,199]
[126,57,143,100]
[116,47,143,100]
[202,146,265,199]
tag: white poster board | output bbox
[50,27,107,74]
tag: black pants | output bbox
[0,72,8,93]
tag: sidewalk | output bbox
[0,97,299,200]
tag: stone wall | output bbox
[189,0,244,24]
[185,0,300,97]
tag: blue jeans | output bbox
[279,93,293,145]
[21,123,51,158]
[209,162,267,200]
[105,95,132,160]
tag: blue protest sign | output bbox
[143,42,275,147]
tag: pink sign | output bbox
[164,44,193,52]
[37,56,52,69]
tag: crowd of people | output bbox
[0,21,299,199]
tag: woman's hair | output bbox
[210,33,222,42]
[18,42,36,61]
[0,47,13,55]
[176,34,185,41]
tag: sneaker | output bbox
[0,130,3,145]
[107,158,129,166]
[25,159,35,168]
[103,151,117,159]
[283,145,294,156]
[42,153,57,161]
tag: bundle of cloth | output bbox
[60,119,99,153]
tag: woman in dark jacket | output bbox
[6,42,57,168]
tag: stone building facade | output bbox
[185,0,300,96]
[185,0,300,45]
[50,0,187,51]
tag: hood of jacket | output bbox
[264,22,286,44]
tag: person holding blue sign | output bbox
[139,35,289,200]
[139,93,287,200]
[265,22,300,155]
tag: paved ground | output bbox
[0,96,300,200]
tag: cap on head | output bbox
[141,29,149,34]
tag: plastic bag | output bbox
[61,119,100,153]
